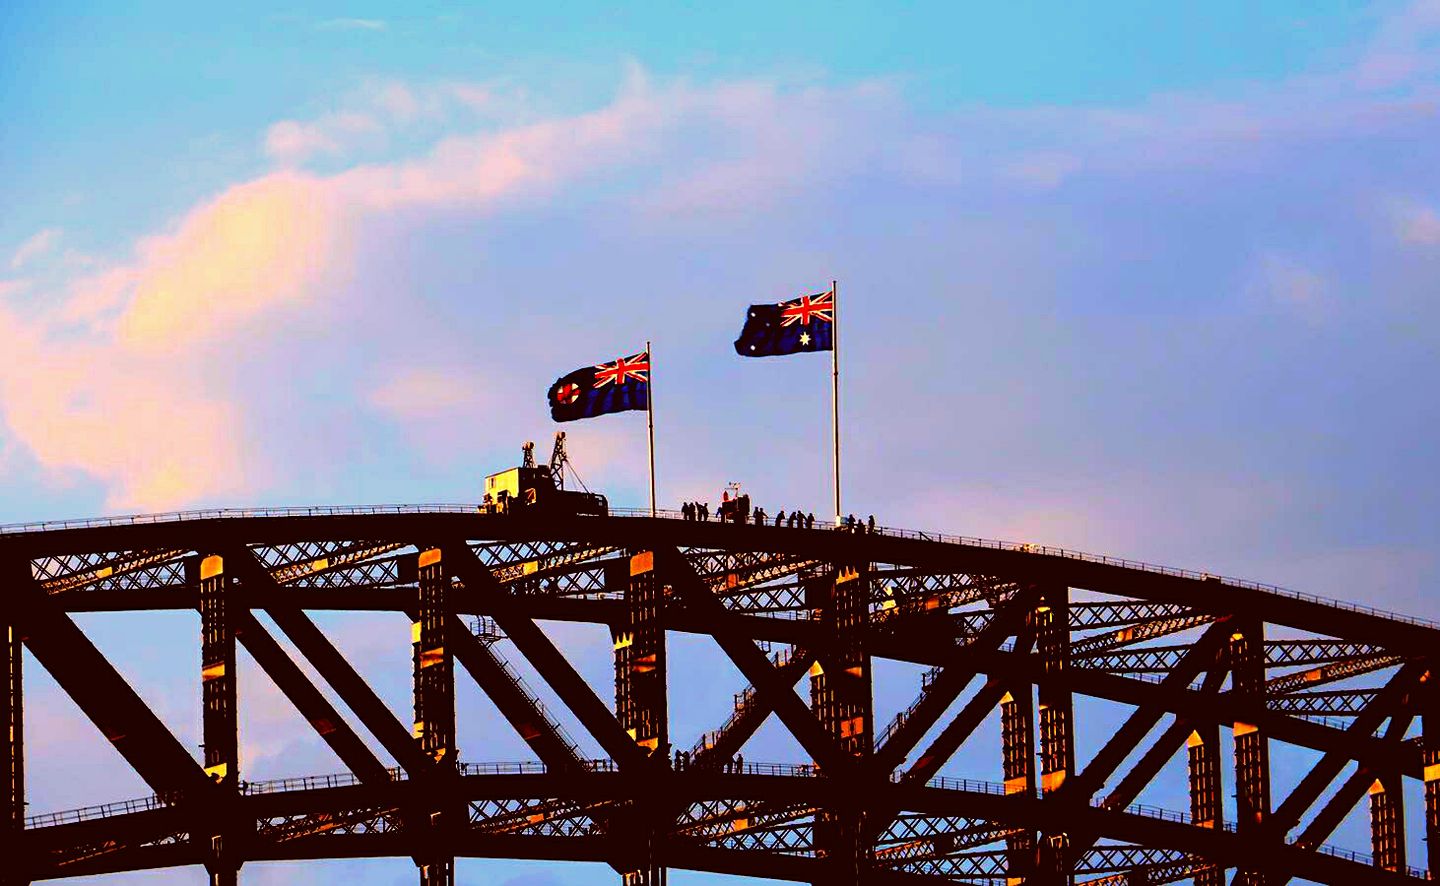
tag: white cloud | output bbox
[265,112,383,165]
[10,227,61,270]
[6,48,1440,521]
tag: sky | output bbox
[3,1,1440,883]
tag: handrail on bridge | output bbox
[3,503,1434,633]
[25,759,1419,875]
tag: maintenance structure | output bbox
[3,506,1437,884]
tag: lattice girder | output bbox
[6,511,1438,886]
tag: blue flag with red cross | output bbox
[547,351,650,422]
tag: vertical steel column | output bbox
[808,564,872,885]
[1000,686,1036,886]
[413,549,454,886]
[1186,727,1223,886]
[1035,588,1073,883]
[4,614,24,885]
[198,555,239,886]
[1422,667,1440,881]
[612,551,667,886]
[614,551,667,757]
[1228,620,1269,886]
[1368,775,1405,872]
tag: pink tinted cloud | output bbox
[0,77,696,510]
[1398,205,1440,245]
[368,368,478,420]
[9,227,61,270]
[4,47,1438,514]
[265,113,383,165]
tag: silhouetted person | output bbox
[867,514,876,534]
[775,510,785,527]
[700,503,709,521]
[806,512,815,528]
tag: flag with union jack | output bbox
[547,350,650,422]
[733,291,834,358]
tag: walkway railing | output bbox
[4,503,1435,632]
[27,760,1414,874]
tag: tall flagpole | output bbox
[831,280,841,527]
[647,339,657,518]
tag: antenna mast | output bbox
[549,432,568,490]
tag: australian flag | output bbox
[548,351,650,422]
[733,291,834,357]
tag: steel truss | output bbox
[3,511,1438,884]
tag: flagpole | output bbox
[647,339,657,518]
[831,280,841,527]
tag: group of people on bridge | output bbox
[672,748,745,773]
[680,501,711,521]
[680,498,878,534]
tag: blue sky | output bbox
[4,2,1440,882]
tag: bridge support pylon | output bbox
[807,563,872,885]
[1424,669,1440,880]
[4,609,26,886]
[413,548,456,886]
[198,555,241,886]
[1034,586,1074,885]
[1186,725,1223,886]
[613,550,666,885]
[1228,619,1270,886]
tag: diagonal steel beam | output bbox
[1034,662,1425,778]
[223,547,434,778]
[691,646,816,769]
[872,588,1040,776]
[1268,660,1426,840]
[1099,663,1231,813]
[655,545,855,777]
[1058,646,1237,873]
[438,611,585,771]
[1289,678,1423,862]
[7,558,212,800]
[1064,619,1233,805]
[442,538,647,770]
[902,613,1041,790]
[233,611,391,784]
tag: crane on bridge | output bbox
[481,432,609,517]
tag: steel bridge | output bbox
[3,505,1437,885]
